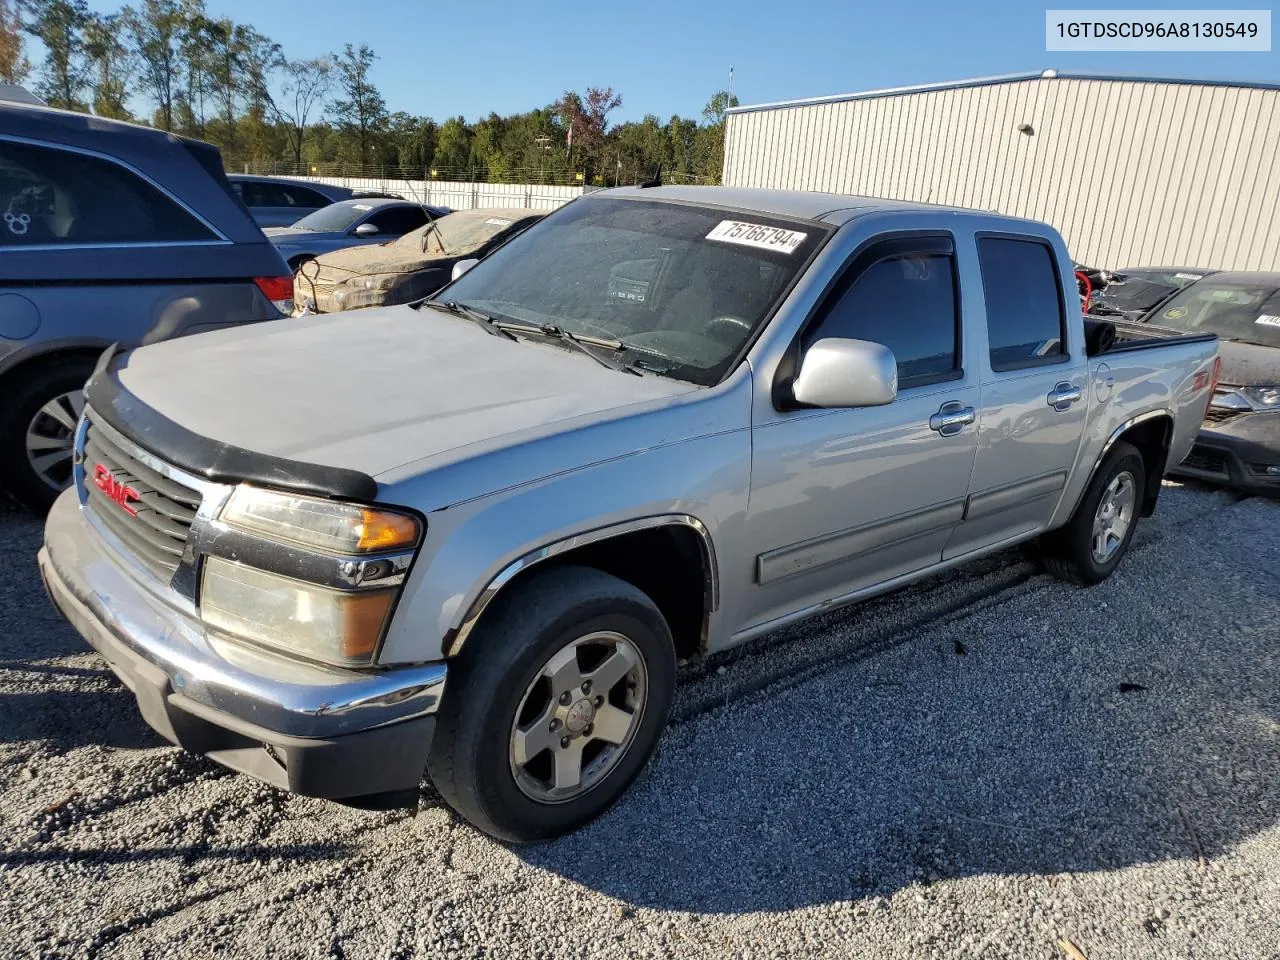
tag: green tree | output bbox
[0,0,31,85]
[432,115,471,174]
[24,0,92,110]
[329,43,385,165]
[84,12,134,119]
[554,86,621,181]
[694,89,739,183]
[124,0,187,130]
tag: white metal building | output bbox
[723,70,1280,272]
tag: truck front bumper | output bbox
[38,489,447,802]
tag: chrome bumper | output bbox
[39,488,447,799]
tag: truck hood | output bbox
[111,305,700,480]
[1218,339,1280,387]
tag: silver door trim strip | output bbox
[964,470,1068,521]
[756,498,966,586]
[732,527,1041,647]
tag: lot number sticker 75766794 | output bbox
[706,220,808,254]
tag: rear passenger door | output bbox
[743,234,981,631]
[945,233,1090,558]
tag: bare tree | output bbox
[0,0,31,85]
[124,0,186,130]
[276,56,333,167]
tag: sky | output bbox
[75,0,1279,124]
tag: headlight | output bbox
[221,486,420,554]
[1242,386,1280,408]
[201,557,396,666]
[203,486,422,666]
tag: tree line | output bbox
[0,0,739,184]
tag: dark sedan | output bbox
[264,198,451,269]
[1139,272,1280,495]
[1088,266,1217,322]
[227,174,409,227]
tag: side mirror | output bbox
[792,337,898,408]
[354,223,380,237]
[451,258,480,281]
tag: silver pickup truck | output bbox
[39,186,1220,842]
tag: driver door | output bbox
[739,235,980,633]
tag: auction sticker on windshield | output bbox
[706,220,808,253]
[1256,314,1280,327]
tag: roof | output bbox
[1194,271,1280,285]
[727,69,1280,116]
[0,97,183,144]
[326,197,418,211]
[0,84,43,105]
[598,184,1002,225]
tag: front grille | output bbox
[1203,406,1245,424]
[82,423,202,579]
[1179,445,1229,477]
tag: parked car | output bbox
[293,207,545,314]
[0,101,292,512]
[227,174,415,227]
[39,186,1220,843]
[227,175,357,227]
[266,198,451,269]
[1088,266,1217,322]
[1128,272,1279,495]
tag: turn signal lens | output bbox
[221,486,421,555]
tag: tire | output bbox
[1035,441,1146,586]
[427,564,676,843]
[0,356,95,513]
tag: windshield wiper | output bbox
[498,322,644,376]
[426,300,517,340]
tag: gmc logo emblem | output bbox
[92,463,140,517]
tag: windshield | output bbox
[436,197,829,385]
[290,201,374,233]
[396,209,532,255]
[1147,279,1280,348]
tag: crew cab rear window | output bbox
[803,252,961,387]
[977,237,1067,370]
[0,140,216,247]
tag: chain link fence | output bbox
[229,161,717,188]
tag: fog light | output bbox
[201,557,395,666]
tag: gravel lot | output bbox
[1,482,1277,960]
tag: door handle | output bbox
[1046,382,1082,411]
[929,401,976,437]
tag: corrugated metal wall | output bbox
[284,175,583,211]
[724,77,1280,271]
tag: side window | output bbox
[0,140,215,246]
[977,237,1067,370]
[282,185,330,208]
[365,206,428,236]
[803,252,961,387]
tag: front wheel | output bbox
[1034,440,1146,585]
[426,565,676,843]
[0,357,94,512]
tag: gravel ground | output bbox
[1,482,1277,959]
